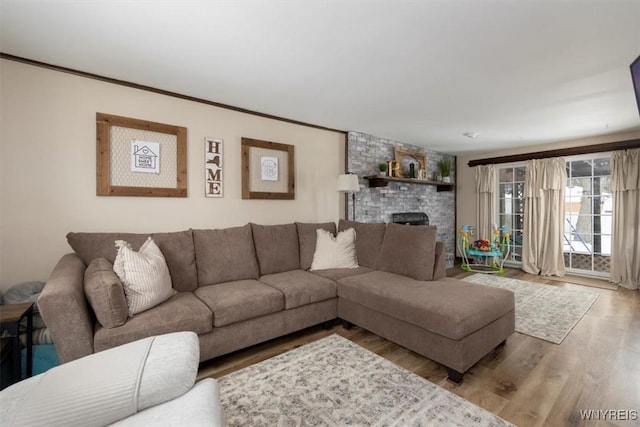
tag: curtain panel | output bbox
[475,165,496,241]
[522,158,566,276]
[611,148,640,290]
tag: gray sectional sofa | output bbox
[38,220,515,382]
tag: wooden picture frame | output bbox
[241,137,295,199]
[96,113,187,197]
[394,148,427,179]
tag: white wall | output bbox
[456,130,640,231]
[0,60,345,292]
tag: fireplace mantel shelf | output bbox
[364,175,455,192]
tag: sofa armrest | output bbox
[38,253,94,363]
[109,379,223,427]
[2,332,200,427]
[433,241,446,280]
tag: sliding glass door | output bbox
[564,155,612,277]
[495,154,612,277]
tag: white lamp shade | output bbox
[337,174,360,192]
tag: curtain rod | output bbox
[467,138,640,167]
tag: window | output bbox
[497,164,525,263]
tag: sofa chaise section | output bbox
[338,271,515,380]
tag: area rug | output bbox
[462,274,599,344]
[218,334,513,426]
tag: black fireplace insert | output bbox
[391,212,429,225]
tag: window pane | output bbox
[499,183,513,197]
[498,199,511,214]
[500,214,512,229]
[514,198,524,214]
[499,168,513,182]
[594,257,610,272]
[592,176,611,196]
[570,160,592,178]
[571,253,593,270]
[515,182,524,199]
[594,234,611,255]
[515,167,525,181]
[569,177,592,194]
[510,229,523,246]
[593,158,610,176]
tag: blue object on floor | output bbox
[22,344,59,377]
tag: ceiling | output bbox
[1,1,639,154]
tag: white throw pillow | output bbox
[310,228,359,270]
[113,237,175,316]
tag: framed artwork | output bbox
[96,113,187,197]
[241,137,295,199]
[394,148,427,179]
[205,137,223,198]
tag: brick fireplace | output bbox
[347,131,456,267]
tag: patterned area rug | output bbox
[462,274,599,344]
[219,335,513,426]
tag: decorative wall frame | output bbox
[205,137,223,198]
[96,113,187,197]
[394,148,427,179]
[241,137,295,199]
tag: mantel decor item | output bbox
[96,113,187,197]
[394,148,426,179]
[387,160,400,177]
[241,138,295,199]
[438,158,452,183]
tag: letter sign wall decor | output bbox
[205,137,223,197]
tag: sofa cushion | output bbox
[84,258,128,329]
[338,220,386,269]
[295,222,337,270]
[378,223,437,281]
[113,238,175,316]
[193,225,260,286]
[259,270,337,309]
[310,228,358,270]
[93,292,212,352]
[338,271,514,340]
[67,230,197,292]
[194,280,284,327]
[251,223,300,275]
[309,266,374,282]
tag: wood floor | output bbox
[197,267,640,427]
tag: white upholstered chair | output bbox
[0,331,224,426]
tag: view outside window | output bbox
[497,165,525,262]
[564,157,612,274]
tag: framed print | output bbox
[241,137,295,199]
[96,113,187,197]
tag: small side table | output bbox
[0,302,34,385]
